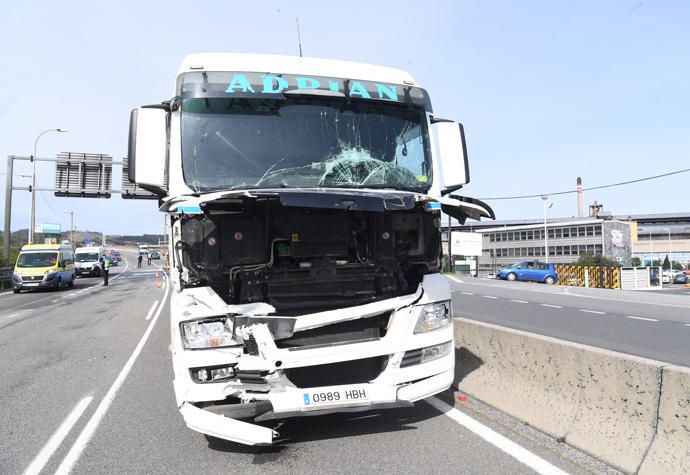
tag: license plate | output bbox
[24,282,40,287]
[302,385,370,410]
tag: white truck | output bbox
[127,53,493,445]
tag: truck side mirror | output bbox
[128,107,168,196]
[432,119,470,194]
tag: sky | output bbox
[1,0,689,235]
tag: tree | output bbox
[631,257,641,267]
[574,252,620,267]
[672,261,684,271]
[663,255,671,270]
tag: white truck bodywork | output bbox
[128,53,493,445]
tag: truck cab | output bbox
[128,53,493,445]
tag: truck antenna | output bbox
[296,17,303,57]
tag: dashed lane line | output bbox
[427,397,568,475]
[511,300,528,304]
[482,295,498,299]
[23,396,93,475]
[461,292,474,296]
[55,273,169,475]
[541,304,562,309]
[625,316,659,322]
[447,275,464,284]
[6,313,19,319]
[580,309,606,315]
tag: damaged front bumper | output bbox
[171,273,454,445]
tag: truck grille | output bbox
[276,311,391,350]
[284,356,388,388]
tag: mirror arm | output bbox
[441,184,464,196]
[430,116,453,124]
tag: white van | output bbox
[74,246,107,277]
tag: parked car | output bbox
[673,273,688,284]
[149,250,161,260]
[111,250,122,262]
[496,260,558,284]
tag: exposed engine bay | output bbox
[170,191,442,315]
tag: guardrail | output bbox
[0,266,12,290]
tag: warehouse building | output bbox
[445,212,690,277]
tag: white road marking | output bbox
[541,304,562,309]
[625,316,658,322]
[580,309,605,315]
[145,300,159,321]
[461,292,475,296]
[55,273,169,475]
[685,324,690,327]
[52,299,60,303]
[447,275,464,284]
[483,295,498,299]
[6,313,19,319]
[0,291,13,297]
[511,299,528,304]
[23,395,93,475]
[427,397,568,475]
[68,293,78,297]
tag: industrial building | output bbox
[446,212,690,277]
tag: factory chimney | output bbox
[577,177,583,217]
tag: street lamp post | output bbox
[29,128,68,244]
[542,196,553,262]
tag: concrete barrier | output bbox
[639,365,690,475]
[454,318,665,474]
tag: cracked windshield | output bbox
[181,96,431,193]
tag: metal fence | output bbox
[555,264,621,289]
[0,266,12,290]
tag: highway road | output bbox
[0,253,612,475]
[449,276,690,367]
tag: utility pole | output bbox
[65,211,74,244]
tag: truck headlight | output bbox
[180,317,235,349]
[414,301,451,333]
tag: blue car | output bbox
[496,260,558,285]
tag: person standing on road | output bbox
[147,252,152,266]
[137,253,143,268]
[100,253,110,286]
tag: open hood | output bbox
[161,188,494,223]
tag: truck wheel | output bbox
[507,272,517,281]
[13,289,20,294]
[68,275,75,288]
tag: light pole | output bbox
[542,196,553,262]
[29,128,68,244]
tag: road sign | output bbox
[34,223,61,234]
[54,152,113,198]
[121,156,159,200]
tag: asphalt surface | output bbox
[449,276,690,367]
[0,254,616,475]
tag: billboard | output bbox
[34,223,61,234]
[451,231,483,256]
